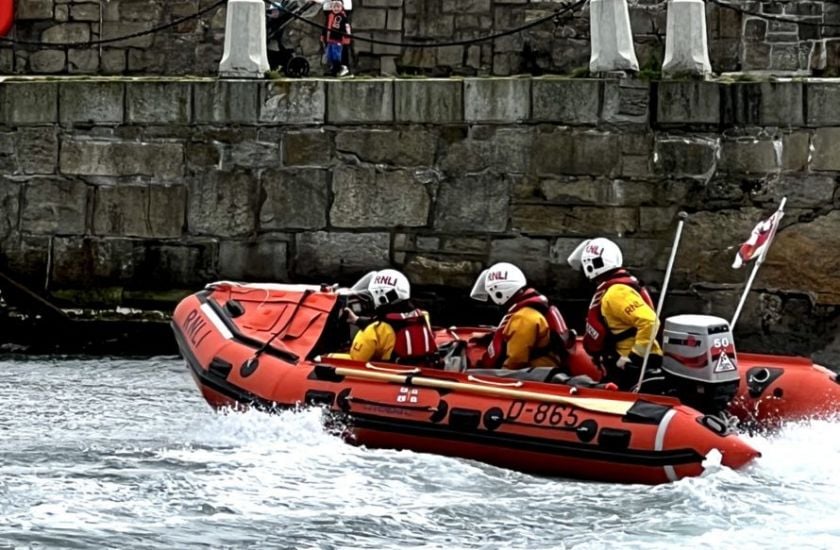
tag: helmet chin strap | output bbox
[593,267,619,282]
[500,287,526,307]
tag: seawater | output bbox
[1,358,838,549]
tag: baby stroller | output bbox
[266,0,321,77]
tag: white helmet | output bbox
[352,269,410,307]
[568,238,623,280]
[470,262,527,306]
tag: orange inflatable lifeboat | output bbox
[171,282,759,485]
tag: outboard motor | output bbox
[661,314,741,416]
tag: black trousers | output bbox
[342,11,352,67]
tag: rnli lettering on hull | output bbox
[183,309,213,349]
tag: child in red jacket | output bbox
[321,1,351,77]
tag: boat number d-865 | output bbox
[506,400,580,428]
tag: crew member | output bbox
[567,238,662,390]
[469,262,574,370]
[340,269,438,366]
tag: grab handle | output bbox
[467,375,523,388]
[365,362,420,375]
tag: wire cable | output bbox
[0,0,227,47]
[276,0,590,48]
[1,0,836,52]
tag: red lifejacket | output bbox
[583,270,654,356]
[482,289,574,369]
[323,11,350,45]
[383,309,439,366]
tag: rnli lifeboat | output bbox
[171,281,759,485]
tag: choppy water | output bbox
[1,358,839,549]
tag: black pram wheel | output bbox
[284,57,310,78]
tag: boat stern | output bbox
[661,408,761,480]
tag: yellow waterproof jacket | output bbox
[502,307,557,369]
[336,310,435,363]
[348,321,397,362]
[482,306,559,370]
[600,284,662,358]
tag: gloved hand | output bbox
[616,352,644,370]
[341,307,359,325]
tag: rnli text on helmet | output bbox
[488,271,508,281]
[374,275,397,286]
[586,244,604,256]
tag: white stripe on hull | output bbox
[654,408,679,482]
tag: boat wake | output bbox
[154,406,840,548]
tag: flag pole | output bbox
[634,211,688,393]
[730,197,787,330]
[730,262,761,330]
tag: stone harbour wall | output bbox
[1,76,839,362]
[4,0,840,77]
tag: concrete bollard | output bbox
[589,0,639,74]
[662,0,712,78]
[219,0,270,78]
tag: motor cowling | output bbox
[661,314,740,416]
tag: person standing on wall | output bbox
[325,0,353,70]
[567,238,663,390]
[321,0,351,76]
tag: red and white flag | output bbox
[732,200,786,269]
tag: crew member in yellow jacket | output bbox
[469,262,574,370]
[567,238,662,390]
[332,269,438,367]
